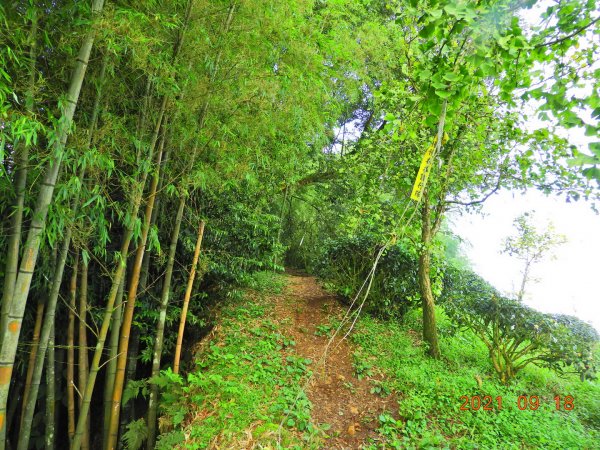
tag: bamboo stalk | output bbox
[105,126,167,450]
[72,62,168,450]
[0,9,38,349]
[17,50,109,450]
[0,3,105,445]
[45,322,55,450]
[67,253,80,447]
[102,275,124,446]
[146,196,186,448]
[173,221,205,375]
[19,299,45,428]
[78,260,90,450]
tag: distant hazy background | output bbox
[450,191,600,332]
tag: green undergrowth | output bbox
[351,310,600,449]
[154,272,323,449]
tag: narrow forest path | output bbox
[272,270,397,449]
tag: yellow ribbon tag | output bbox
[410,143,435,202]
[410,132,449,201]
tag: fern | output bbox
[122,418,148,450]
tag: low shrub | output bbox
[441,266,600,383]
[314,234,423,319]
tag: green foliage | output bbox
[315,234,422,319]
[1,0,599,446]
[122,419,149,450]
[241,271,286,295]
[441,266,600,382]
[352,314,600,449]
[154,280,319,448]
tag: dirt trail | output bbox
[273,271,396,449]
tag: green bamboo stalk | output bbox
[0,3,105,446]
[102,275,124,446]
[173,221,205,375]
[146,195,185,449]
[67,252,80,447]
[19,299,44,429]
[0,9,37,349]
[105,127,166,450]
[17,50,109,450]
[72,70,168,450]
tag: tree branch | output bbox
[534,16,600,49]
[445,172,502,207]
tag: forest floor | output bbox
[167,270,599,449]
[271,270,397,449]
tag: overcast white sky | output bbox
[449,192,600,332]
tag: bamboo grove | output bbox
[0,0,598,449]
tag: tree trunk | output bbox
[67,253,80,447]
[517,261,531,302]
[418,198,441,359]
[0,3,105,444]
[146,196,186,448]
[173,221,205,375]
[78,260,90,450]
[45,322,55,450]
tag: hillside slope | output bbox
[155,272,600,449]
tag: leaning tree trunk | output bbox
[418,196,441,359]
[146,196,186,448]
[17,50,107,449]
[173,221,205,375]
[0,3,105,445]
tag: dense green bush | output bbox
[441,266,600,382]
[196,185,286,290]
[314,234,424,319]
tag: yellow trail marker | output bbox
[410,132,449,202]
[410,143,435,202]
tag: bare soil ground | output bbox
[272,270,397,449]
